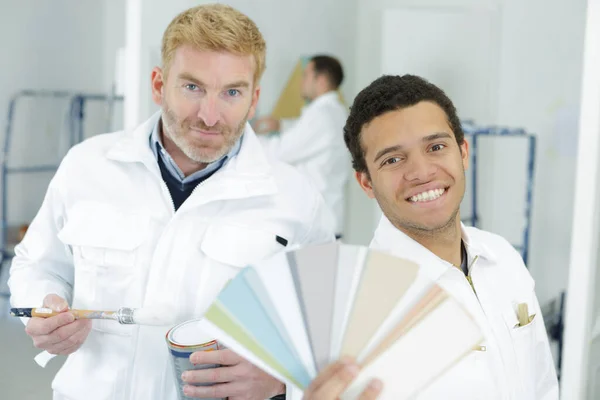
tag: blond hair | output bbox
[161,4,266,84]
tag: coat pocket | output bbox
[200,223,289,268]
[189,223,290,316]
[502,301,540,397]
[58,201,150,335]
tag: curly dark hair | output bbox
[343,74,464,173]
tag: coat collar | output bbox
[105,111,278,205]
[370,216,497,280]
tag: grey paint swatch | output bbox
[288,243,339,372]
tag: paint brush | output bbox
[10,307,176,326]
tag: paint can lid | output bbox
[166,318,216,347]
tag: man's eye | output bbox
[185,84,198,91]
[383,157,401,166]
[227,89,240,97]
[430,144,446,152]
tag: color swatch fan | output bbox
[197,243,483,399]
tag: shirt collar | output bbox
[149,116,242,183]
[460,223,497,263]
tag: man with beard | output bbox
[8,4,334,400]
[302,75,558,400]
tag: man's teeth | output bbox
[409,188,445,202]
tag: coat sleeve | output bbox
[258,108,333,166]
[297,187,336,246]
[8,161,75,312]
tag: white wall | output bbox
[355,0,587,305]
[0,1,124,229]
[103,0,126,92]
[103,0,126,131]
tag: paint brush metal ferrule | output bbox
[115,307,135,324]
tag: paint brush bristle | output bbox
[131,307,176,326]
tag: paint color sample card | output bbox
[342,298,483,399]
[340,251,420,359]
[197,314,300,390]
[202,244,483,399]
[288,243,338,372]
[251,252,317,377]
[330,245,368,362]
[209,270,311,387]
[361,285,448,367]
[242,268,305,368]
[358,268,436,363]
[203,302,303,387]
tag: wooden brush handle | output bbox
[30,308,62,318]
[31,308,115,319]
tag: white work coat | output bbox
[8,112,335,400]
[370,217,559,400]
[258,91,350,234]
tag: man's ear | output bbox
[460,138,470,171]
[355,170,375,199]
[151,67,165,106]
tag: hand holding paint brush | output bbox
[14,294,178,356]
[22,294,92,356]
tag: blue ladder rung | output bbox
[463,127,528,136]
[5,165,59,174]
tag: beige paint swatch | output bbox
[361,285,448,366]
[342,298,483,399]
[340,250,419,358]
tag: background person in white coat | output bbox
[303,75,559,399]
[8,5,334,400]
[253,55,349,237]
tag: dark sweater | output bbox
[156,152,217,210]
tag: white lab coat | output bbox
[370,217,559,399]
[258,91,350,234]
[8,112,335,400]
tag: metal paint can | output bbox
[166,318,224,400]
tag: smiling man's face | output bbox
[356,101,469,236]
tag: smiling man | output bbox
[9,4,334,400]
[302,75,559,399]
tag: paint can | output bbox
[166,318,224,400]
